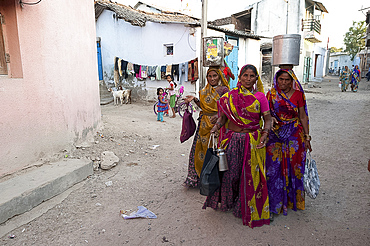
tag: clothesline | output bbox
[113,57,199,84]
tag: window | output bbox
[164,44,173,56]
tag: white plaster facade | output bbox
[96,9,198,100]
[248,0,329,82]
[329,52,359,72]
[95,4,261,100]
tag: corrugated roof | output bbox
[314,1,328,13]
[95,0,199,27]
[207,24,262,40]
[94,0,262,40]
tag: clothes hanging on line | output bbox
[188,58,199,82]
[113,56,198,82]
[171,64,179,81]
[121,60,128,79]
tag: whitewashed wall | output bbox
[96,9,197,100]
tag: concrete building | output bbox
[328,52,353,74]
[94,0,262,98]
[209,0,329,84]
[0,0,101,177]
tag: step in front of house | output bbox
[0,159,93,225]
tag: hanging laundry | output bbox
[165,64,172,76]
[171,64,179,81]
[156,65,162,80]
[148,65,157,78]
[118,58,122,76]
[188,58,199,82]
[133,64,142,79]
[127,62,134,75]
[114,57,119,71]
[121,60,128,79]
[141,65,148,78]
[161,65,166,79]
[179,62,188,84]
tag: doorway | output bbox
[225,36,239,89]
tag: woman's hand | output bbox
[210,115,218,124]
[271,117,278,129]
[184,95,194,104]
[256,133,268,149]
[305,140,312,152]
[210,125,218,134]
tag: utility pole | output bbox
[200,0,208,89]
[284,0,289,34]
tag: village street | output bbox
[1,76,369,246]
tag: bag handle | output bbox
[306,150,312,168]
[208,133,216,150]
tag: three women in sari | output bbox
[203,65,272,228]
[183,67,230,188]
[187,64,312,227]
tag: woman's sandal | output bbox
[270,213,274,222]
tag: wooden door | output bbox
[0,15,7,75]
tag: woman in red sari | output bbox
[203,65,272,228]
[265,69,312,220]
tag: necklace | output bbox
[284,88,293,96]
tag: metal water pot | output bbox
[217,148,228,171]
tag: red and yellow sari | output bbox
[203,68,270,228]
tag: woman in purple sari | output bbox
[266,69,312,220]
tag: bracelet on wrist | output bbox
[304,134,311,141]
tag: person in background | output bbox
[366,67,370,82]
[350,65,361,92]
[156,88,168,122]
[339,66,351,92]
[265,69,312,221]
[203,64,271,228]
[166,75,177,118]
[183,67,229,188]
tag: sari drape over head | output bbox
[266,69,307,215]
[193,68,230,175]
[339,68,351,91]
[204,65,270,228]
[351,68,360,92]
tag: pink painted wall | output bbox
[0,0,101,177]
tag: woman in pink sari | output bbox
[203,65,272,228]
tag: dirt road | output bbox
[1,76,369,246]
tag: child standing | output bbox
[166,75,177,118]
[157,88,168,122]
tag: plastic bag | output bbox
[303,151,320,199]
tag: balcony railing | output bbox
[302,19,321,35]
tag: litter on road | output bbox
[120,206,157,219]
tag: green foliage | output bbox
[344,21,366,61]
[329,47,343,53]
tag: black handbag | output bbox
[199,134,220,196]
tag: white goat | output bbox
[108,88,124,105]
